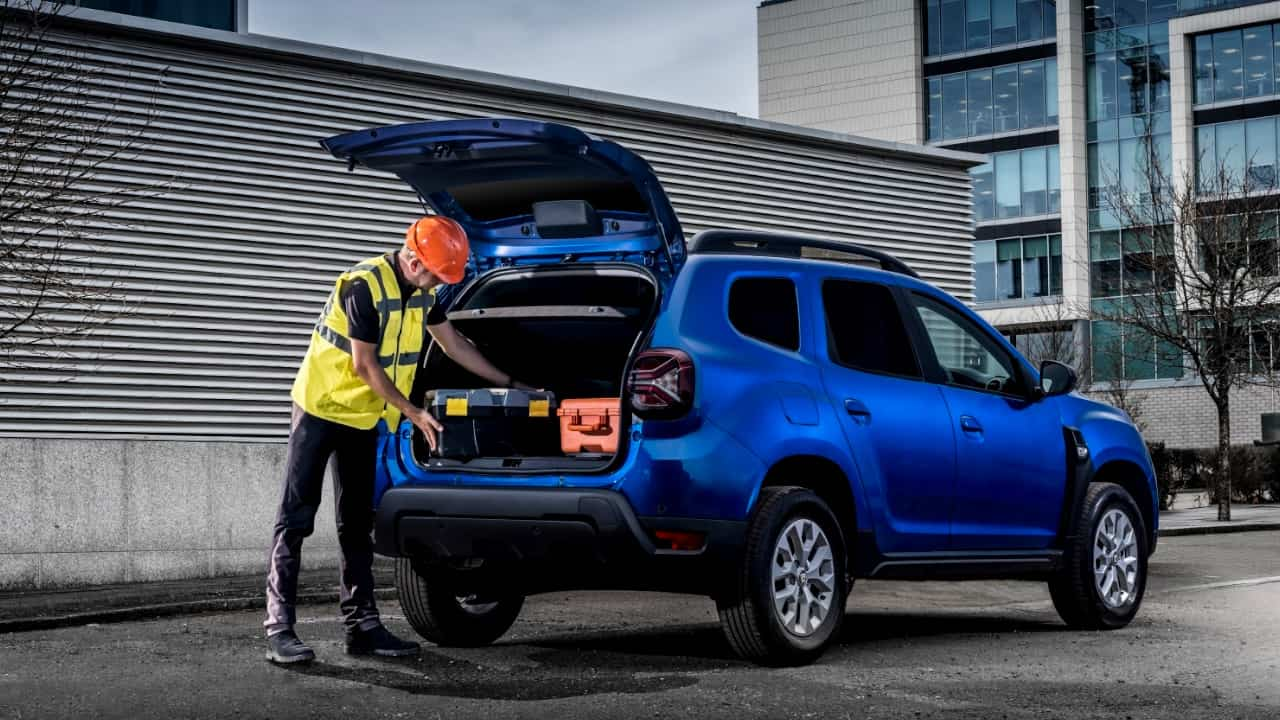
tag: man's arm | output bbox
[350,338,443,450]
[427,319,531,389]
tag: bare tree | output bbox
[1,1,164,376]
[1095,134,1280,521]
[1016,299,1087,371]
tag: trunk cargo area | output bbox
[412,266,657,470]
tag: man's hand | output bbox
[408,407,444,452]
[510,379,538,391]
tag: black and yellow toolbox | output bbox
[424,388,559,459]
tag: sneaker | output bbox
[266,630,315,665]
[345,624,420,658]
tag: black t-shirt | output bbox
[340,253,447,343]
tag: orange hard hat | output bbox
[404,215,469,284]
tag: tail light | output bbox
[628,348,694,419]
[652,529,706,552]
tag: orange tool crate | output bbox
[557,398,621,454]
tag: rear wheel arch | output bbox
[1088,460,1156,548]
[759,455,857,556]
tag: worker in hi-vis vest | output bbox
[264,215,531,665]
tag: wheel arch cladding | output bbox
[760,455,856,558]
[1091,460,1156,547]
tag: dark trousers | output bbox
[264,405,380,636]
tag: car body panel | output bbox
[937,384,1068,549]
[321,119,685,281]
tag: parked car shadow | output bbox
[839,610,1065,644]
[525,609,1065,665]
[281,609,1066,699]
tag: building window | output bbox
[925,0,1056,58]
[996,151,1022,218]
[1087,44,1169,124]
[1048,144,1061,211]
[1085,0,1258,34]
[994,0,1019,46]
[1216,29,1243,102]
[1194,22,1280,105]
[1089,227,1176,300]
[1195,118,1278,193]
[974,145,1060,222]
[76,0,236,31]
[969,68,994,136]
[968,0,991,50]
[1090,314,1184,382]
[1195,34,1215,102]
[1004,326,1075,364]
[973,161,995,220]
[926,58,1058,142]
[1088,134,1172,228]
[942,73,969,140]
[1021,146,1049,215]
[974,234,1062,303]
[1197,212,1280,279]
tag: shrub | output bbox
[1148,443,1206,510]
[1201,445,1280,505]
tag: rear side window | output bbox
[823,280,921,378]
[728,277,800,351]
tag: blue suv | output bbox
[323,119,1158,665]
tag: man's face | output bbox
[402,251,444,290]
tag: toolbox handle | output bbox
[567,418,610,433]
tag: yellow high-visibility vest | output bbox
[291,254,434,430]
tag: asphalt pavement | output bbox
[0,531,1277,720]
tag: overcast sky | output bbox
[249,0,760,117]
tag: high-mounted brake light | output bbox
[628,348,694,420]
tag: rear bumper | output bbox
[375,486,744,594]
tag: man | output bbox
[264,215,529,664]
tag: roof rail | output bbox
[687,230,920,279]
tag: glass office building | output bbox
[759,0,1280,446]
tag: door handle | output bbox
[844,398,871,425]
[959,415,983,433]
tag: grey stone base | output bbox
[0,438,342,590]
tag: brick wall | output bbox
[1085,383,1280,448]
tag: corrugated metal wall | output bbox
[0,24,975,440]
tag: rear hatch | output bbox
[323,119,684,481]
[322,118,685,282]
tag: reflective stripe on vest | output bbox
[290,254,434,430]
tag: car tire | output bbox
[394,557,524,647]
[715,486,848,666]
[1049,482,1148,630]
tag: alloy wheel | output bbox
[1092,508,1139,609]
[771,517,836,637]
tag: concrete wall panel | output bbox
[0,438,338,589]
[758,0,924,144]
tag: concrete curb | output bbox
[0,588,395,635]
[1158,523,1280,537]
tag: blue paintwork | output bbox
[321,118,685,282]
[350,119,1158,563]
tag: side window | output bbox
[728,277,800,351]
[822,280,921,378]
[910,293,1025,396]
